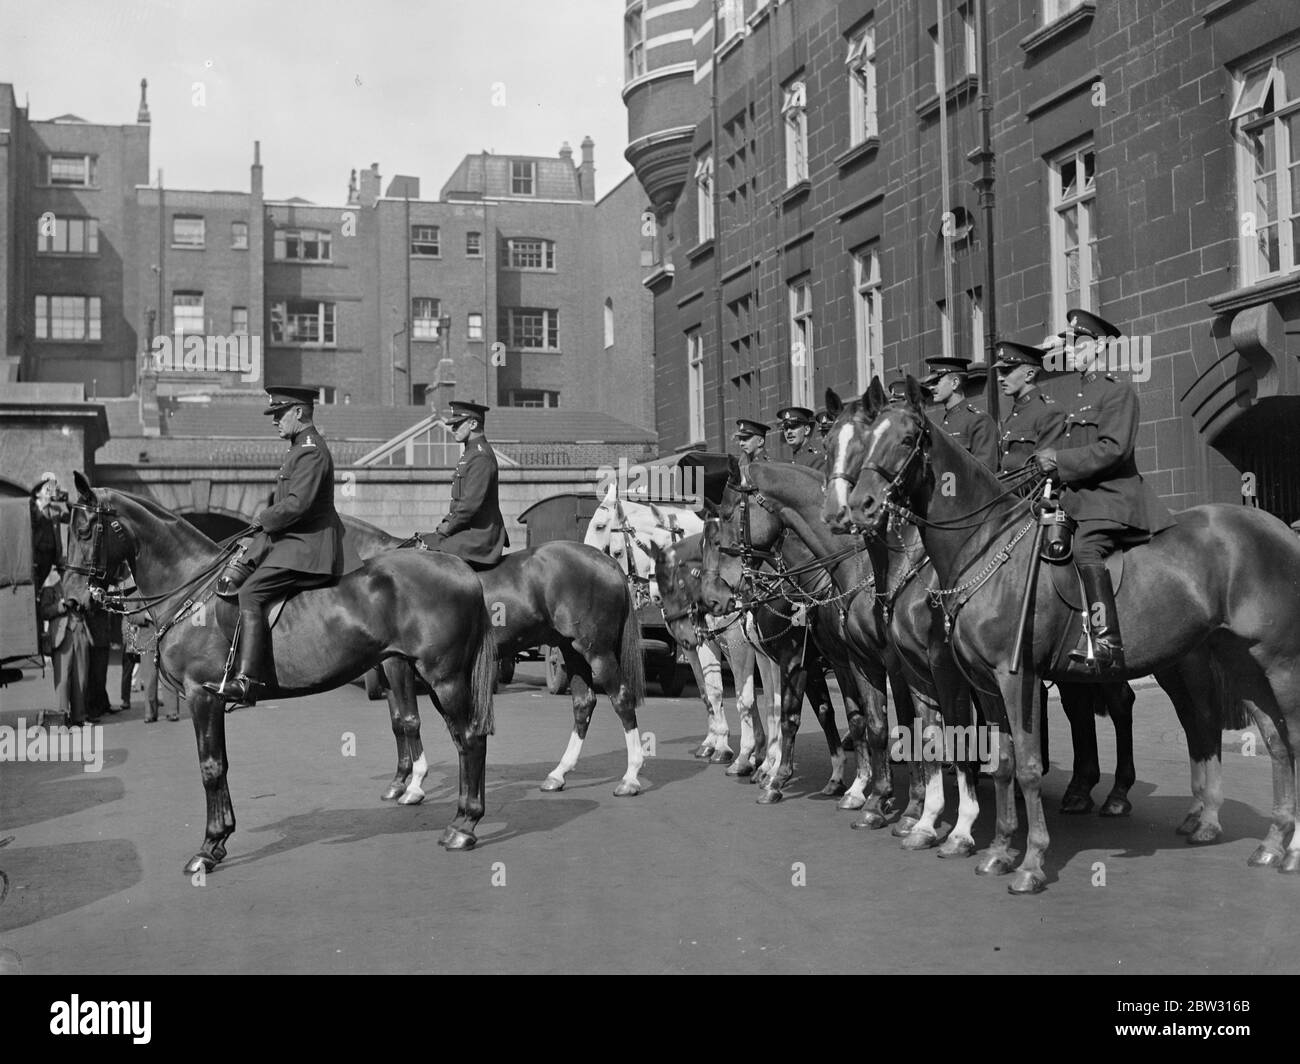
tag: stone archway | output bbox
[179,510,249,542]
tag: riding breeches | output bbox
[1073,519,1151,566]
[236,565,336,610]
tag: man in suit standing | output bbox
[204,386,345,704]
[422,401,509,570]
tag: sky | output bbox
[1,0,634,204]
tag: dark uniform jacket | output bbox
[427,437,508,568]
[999,389,1065,473]
[255,423,345,575]
[934,401,1000,473]
[1054,372,1175,535]
[791,444,826,474]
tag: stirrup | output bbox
[202,674,264,705]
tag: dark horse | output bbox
[830,379,1300,892]
[61,474,497,871]
[341,516,648,795]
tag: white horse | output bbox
[585,485,799,785]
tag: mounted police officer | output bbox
[922,356,999,473]
[421,400,508,570]
[814,409,834,441]
[993,340,1064,472]
[732,417,770,484]
[777,405,825,472]
[1031,309,1175,673]
[205,386,344,704]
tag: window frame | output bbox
[466,231,482,257]
[695,153,715,243]
[853,248,883,393]
[411,225,442,257]
[37,215,99,256]
[172,291,205,336]
[788,278,815,408]
[502,307,559,351]
[270,299,338,346]
[504,237,556,271]
[273,227,334,262]
[782,80,809,187]
[625,4,646,81]
[510,160,537,196]
[1048,141,1099,325]
[33,294,102,342]
[231,221,249,249]
[46,154,95,187]
[172,215,206,249]
[847,24,878,146]
[468,312,484,340]
[687,330,706,444]
[412,297,444,340]
[232,306,249,335]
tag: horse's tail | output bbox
[469,603,498,737]
[1209,651,1251,732]
[619,577,646,707]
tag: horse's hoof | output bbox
[891,816,918,838]
[613,780,641,797]
[441,827,477,851]
[397,786,425,806]
[751,771,768,787]
[725,761,752,777]
[937,835,976,859]
[1175,812,1202,836]
[381,783,404,802]
[692,745,713,760]
[183,853,214,876]
[1248,845,1283,868]
[820,780,847,798]
[1099,794,1132,818]
[837,793,866,811]
[1188,823,1222,846]
[1059,792,1094,815]
[851,810,887,831]
[710,749,735,765]
[901,829,938,851]
[539,775,566,792]
[1007,870,1046,895]
[975,852,1015,876]
[1280,851,1300,875]
[756,786,784,805]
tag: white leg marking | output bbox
[548,730,585,784]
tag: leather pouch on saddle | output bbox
[216,536,263,599]
[1038,505,1076,564]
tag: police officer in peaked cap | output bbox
[993,340,1065,474]
[732,417,770,483]
[777,405,826,473]
[422,400,509,569]
[922,356,999,473]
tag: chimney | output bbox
[358,162,382,208]
[559,141,573,164]
[579,136,595,201]
[347,168,359,206]
[137,78,151,124]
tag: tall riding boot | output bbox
[202,608,268,704]
[1068,564,1124,674]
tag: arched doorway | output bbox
[1215,396,1300,526]
[181,511,249,542]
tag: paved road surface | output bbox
[1,662,1296,973]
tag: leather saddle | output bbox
[1048,551,1124,611]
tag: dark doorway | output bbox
[182,512,249,542]
[1217,396,1300,527]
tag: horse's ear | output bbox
[825,388,842,418]
[866,376,889,415]
[73,471,94,502]
[904,374,927,409]
[601,482,618,504]
[647,540,663,565]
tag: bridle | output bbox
[599,496,688,610]
[64,499,136,586]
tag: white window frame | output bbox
[172,216,205,248]
[788,279,814,408]
[412,298,443,340]
[847,25,878,146]
[505,238,555,270]
[1048,142,1099,326]
[232,306,249,335]
[695,154,715,243]
[967,287,984,365]
[271,300,337,346]
[1231,43,1300,283]
[467,312,484,340]
[718,0,744,44]
[687,331,706,444]
[466,231,482,257]
[960,4,977,77]
[38,215,99,255]
[231,221,249,249]
[604,298,615,348]
[625,4,646,81]
[47,154,94,186]
[273,228,333,262]
[173,292,205,335]
[410,225,441,257]
[34,295,102,341]
[503,307,559,350]
[510,160,536,196]
[853,249,883,392]
[782,81,809,187]
[1043,0,1086,25]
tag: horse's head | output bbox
[844,376,932,538]
[62,471,135,609]
[652,535,706,648]
[700,515,742,615]
[822,379,890,531]
[583,483,620,550]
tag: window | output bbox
[232,222,249,249]
[1232,44,1300,282]
[501,307,559,349]
[695,154,715,243]
[172,216,205,247]
[625,5,646,81]
[273,228,333,261]
[966,287,984,365]
[173,292,205,335]
[687,331,705,443]
[47,154,94,186]
[929,6,976,92]
[270,300,337,345]
[411,225,441,256]
[412,298,443,339]
[505,238,555,270]
[1049,142,1099,323]
[718,0,743,42]
[782,81,809,187]
[853,249,883,392]
[604,298,615,348]
[317,386,337,404]
[507,389,559,408]
[34,295,101,341]
[468,312,483,340]
[789,280,814,407]
[38,216,98,255]
[232,307,249,334]
[466,231,482,256]
[1043,0,1086,23]
[961,4,977,77]
[510,160,536,195]
[847,24,878,145]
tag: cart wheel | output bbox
[364,668,386,701]
[545,646,570,695]
[658,660,686,697]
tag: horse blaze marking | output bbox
[790,861,806,887]
[491,861,506,887]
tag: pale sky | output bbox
[2,0,633,204]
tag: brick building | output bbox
[626,0,1300,522]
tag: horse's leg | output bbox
[385,660,428,806]
[541,643,598,792]
[805,665,848,797]
[1057,683,1101,814]
[890,665,926,836]
[183,686,236,875]
[1234,649,1300,870]
[379,661,414,801]
[935,655,984,859]
[899,690,943,850]
[694,641,730,759]
[727,633,759,775]
[757,647,806,804]
[1154,654,1225,844]
[430,671,484,851]
[1099,683,1136,817]
[846,661,892,829]
[588,648,645,797]
[975,692,1020,879]
[999,670,1050,894]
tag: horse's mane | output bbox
[105,487,221,552]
